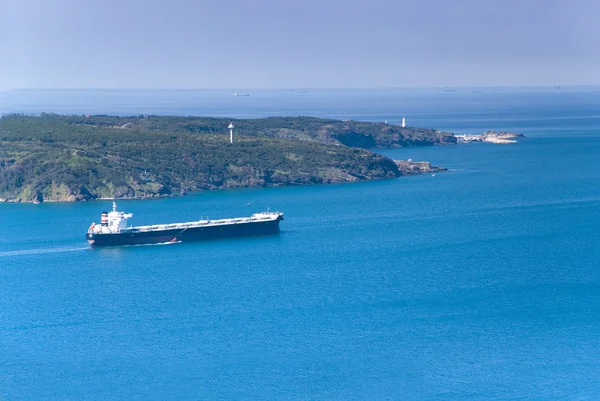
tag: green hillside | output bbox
[0,114,430,203]
[34,114,456,148]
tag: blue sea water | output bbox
[1,88,600,399]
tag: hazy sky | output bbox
[3,0,600,89]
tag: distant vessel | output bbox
[86,202,284,247]
[234,93,250,96]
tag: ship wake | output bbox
[0,246,89,257]
[118,240,183,248]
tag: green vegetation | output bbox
[0,114,453,203]
[29,114,456,148]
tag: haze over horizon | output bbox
[3,0,600,90]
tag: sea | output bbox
[1,87,600,400]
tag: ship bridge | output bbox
[88,202,133,234]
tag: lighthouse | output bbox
[228,123,234,143]
[401,117,406,128]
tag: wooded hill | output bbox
[0,114,453,202]
[39,114,456,148]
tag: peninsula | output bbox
[0,114,450,203]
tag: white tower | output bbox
[228,123,234,143]
[401,117,406,128]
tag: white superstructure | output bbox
[89,202,133,234]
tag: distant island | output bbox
[0,114,454,203]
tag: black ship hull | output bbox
[86,217,282,247]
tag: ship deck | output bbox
[120,212,282,234]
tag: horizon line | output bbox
[6,84,600,91]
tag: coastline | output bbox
[0,160,443,204]
[0,114,520,204]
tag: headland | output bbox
[0,114,455,203]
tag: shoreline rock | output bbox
[394,159,447,175]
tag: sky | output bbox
[3,0,600,89]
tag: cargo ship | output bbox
[86,202,284,247]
